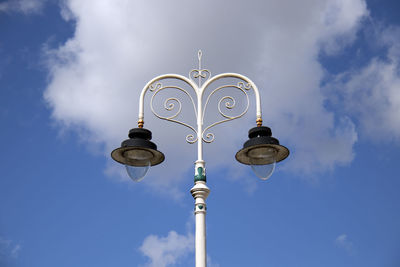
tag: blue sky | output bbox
[1,0,400,266]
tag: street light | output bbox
[111,51,289,267]
[236,126,289,180]
[111,128,164,181]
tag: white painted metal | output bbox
[190,167,209,267]
[137,51,263,267]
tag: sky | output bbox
[1,0,400,266]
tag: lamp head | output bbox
[235,126,289,180]
[111,128,164,181]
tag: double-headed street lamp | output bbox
[111,51,289,267]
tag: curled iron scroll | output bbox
[201,81,252,143]
[149,83,198,144]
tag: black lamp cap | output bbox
[123,128,156,150]
[244,126,279,149]
[235,126,290,165]
[248,126,272,138]
[128,128,152,140]
[111,127,165,166]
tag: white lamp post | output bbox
[111,51,289,267]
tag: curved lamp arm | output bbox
[137,60,263,133]
[200,72,262,121]
[138,73,199,127]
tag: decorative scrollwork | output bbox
[189,69,211,86]
[139,52,262,149]
[149,83,198,144]
[149,82,162,92]
[237,81,252,90]
[218,96,236,116]
[189,49,211,87]
[162,97,181,119]
[186,134,198,144]
[201,81,252,143]
[202,131,215,143]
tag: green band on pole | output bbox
[194,167,206,182]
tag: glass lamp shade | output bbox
[125,163,150,182]
[123,149,153,182]
[248,147,277,180]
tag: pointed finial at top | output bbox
[198,50,202,70]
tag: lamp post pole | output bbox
[111,51,289,267]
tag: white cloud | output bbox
[43,0,370,192]
[335,234,354,253]
[0,0,46,14]
[139,214,219,267]
[319,0,368,54]
[10,244,21,258]
[0,236,21,260]
[326,26,400,143]
[139,230,194,267]
[207,255,220,267]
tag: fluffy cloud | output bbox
[207,255,220,267]
[319,0,368,54]
[0,236,21,261]
[0,0,46,14]
[138,214,219,267]
[44,0,369,191]
[139,230,194,267]
[326,26,400,142]
[335,234,354,253]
